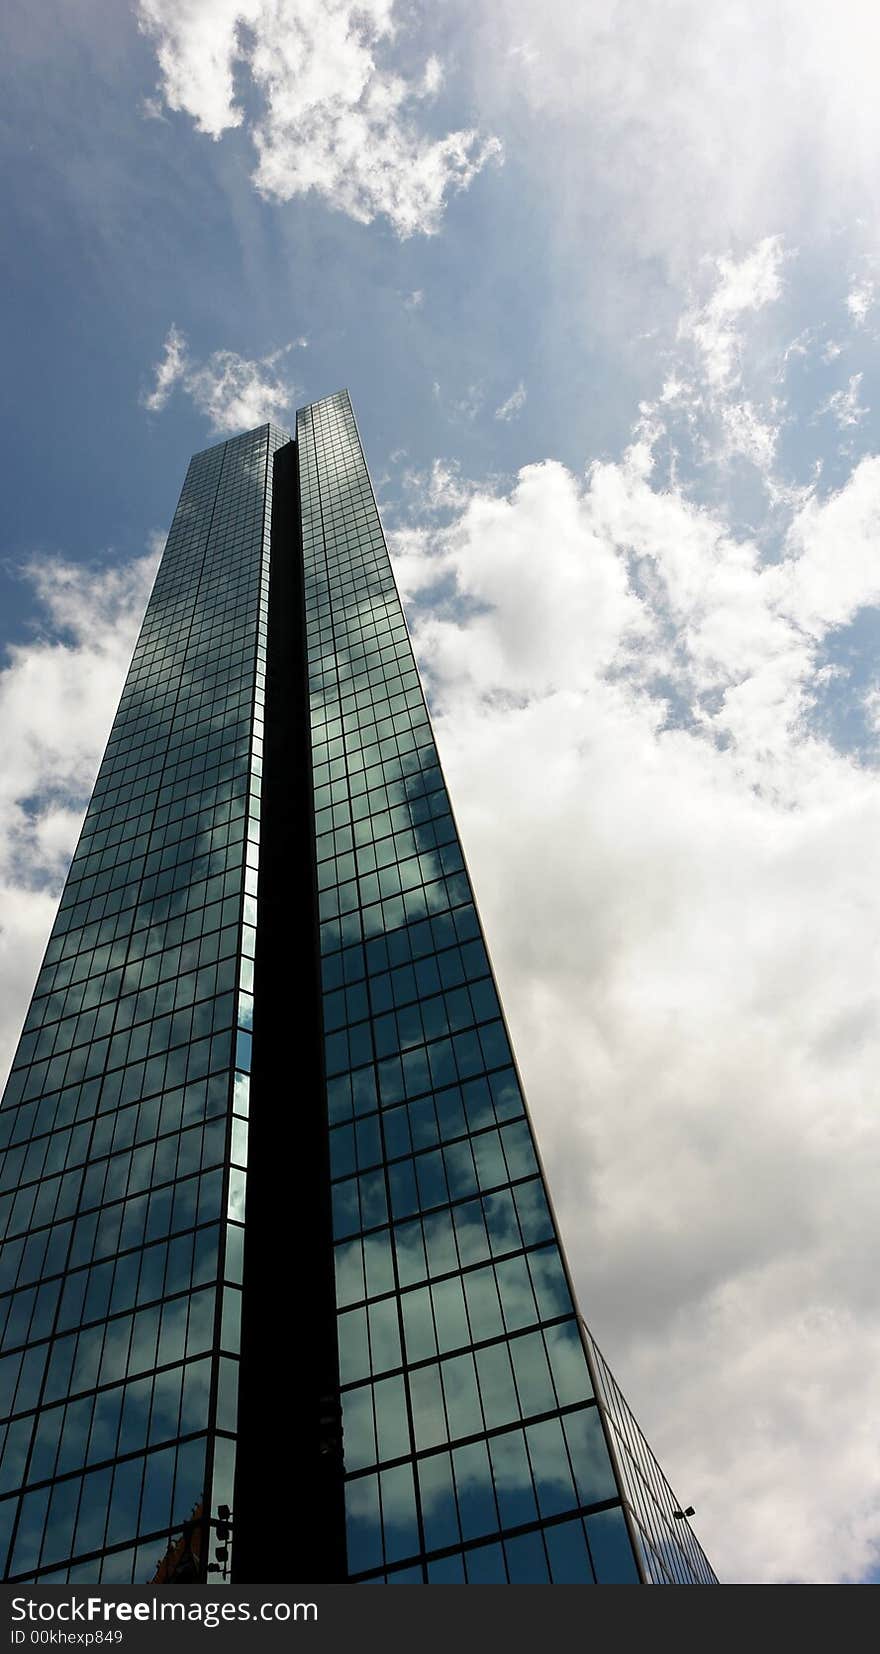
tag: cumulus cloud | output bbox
[390,346,880,1582]
[494,381,527,422]
[142,327,300,432]
[0,548,158,1079]
[137,0,501,237]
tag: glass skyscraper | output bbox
[0,392,716,1586]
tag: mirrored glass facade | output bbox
[582,1326,717,1585]
[0,391,716,1586]
[0,423,285,1584]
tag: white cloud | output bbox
[779,451,880,634]
[142,327,300,432]
[141,322,188,413]
[0,549,158,1083]
[140,93,168,123]
[494,381,527,422]
[391,382,880,1581]
[635,237,793,495]
[441,381,485,423]
[475,2,880,275]
[421,55,443,97]
[679,237,787,393]
[847,278,876,326]
[507,40,540,68]
[401,456,475,520]
[404,289,424,310]
[634,234,879,522]
[137,0,501,238]
[719,399,780,474]
[863,684,880,735]
[817,372,869,431]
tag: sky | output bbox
[2,0,880,1586]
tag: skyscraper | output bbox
[0,392,716,1586]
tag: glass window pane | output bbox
[489,1430,538,1529]
[586,1507,641,1584]
[504,1529,549,1583]
[545,1517,595,1584]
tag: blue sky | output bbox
[3,0,880,1585]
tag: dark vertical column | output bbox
[232,441,346,1583]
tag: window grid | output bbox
[296,392,640,1586]
[0,398,714,1587]
[0,423,288,1583]
[582,1328,718,1586]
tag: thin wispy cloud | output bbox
[425,380,490,425]
[494,381,527,421]
[140,93,167,123]
[818,372,869,430]
[137,0,501,238]
[478,1,880,274]
[847,278,876,327]
[142,327,302,432]
[678,236,788,392]
[141,322,188,413]
[634,238,795,494]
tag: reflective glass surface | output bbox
[582,1327,718,1585]
[0,395,715,1587]
[0,425,287,1581]
[298,392,642,1584]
